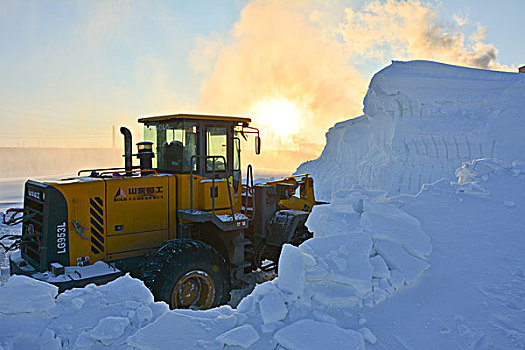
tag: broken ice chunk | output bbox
[358,327,377,344]
[215,324,260,348]
[307,281,359,308]
[312,310,337,324]
[388,269,406,290]
[274,319,365,350]
[361,207,432,259]
[89,316,130,342]
[375,240,430,284]
[259,290,288,324]
[277,245,306,298]
[0,275,58,314]
[306,204,362,238]
[369,255,390,279]
[301,233,373,286]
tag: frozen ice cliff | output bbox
[297,60,525,200]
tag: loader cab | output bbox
[139,114,255,191]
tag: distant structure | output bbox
[519,65,525,73]
[113,125,116,149]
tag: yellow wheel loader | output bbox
[3,114,324,309]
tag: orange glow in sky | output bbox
[249,97,304,141]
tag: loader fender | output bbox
[266,210,309,247]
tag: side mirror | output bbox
[255,136,261,155]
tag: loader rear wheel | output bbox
[136,239,231,310]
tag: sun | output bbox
[249,97,302,140]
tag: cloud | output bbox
[340,0,511,71]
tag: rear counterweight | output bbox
[21,181,70,272]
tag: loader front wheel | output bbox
[170,270,215,309]
[136,239,231,310]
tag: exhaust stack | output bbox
[136,141,154,174]
[120,127,133,176]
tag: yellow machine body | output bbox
[43,170,243,268]
[265,174,319,212]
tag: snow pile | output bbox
[125,189,431,349]
[0,274,168,349]
[298,186,431,308]
[298,60,525,200]
[0,184,429,349]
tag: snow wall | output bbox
[297,60,525,200]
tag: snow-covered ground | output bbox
[1,60,524,349]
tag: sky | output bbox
[1,0,524,173]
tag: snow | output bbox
[215,324,260,348]
[358,327,377,345]
[360,201,431,259]
[77,316,130,345]
[0,275,58,314]
[1,60,525,349]
[258,289,288,324]
[0,274,167,349]
[298,186,432,307]
[359,159,525,349]
[216,213,249,222]
[301,233,374,287]
[369,255,389,279]
[297,60,525,200]
[373,239,430,284]
[274,319,365,350]
[274,244,306,298]
[127,307,238,349]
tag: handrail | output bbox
[78,166,138,176]
[247,164,254,188]
[189,155,236,224]
[78,166,157,177]
[100,169,157,177]
[243,164,254,219]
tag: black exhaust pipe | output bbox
[120,127,132,176]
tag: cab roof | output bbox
[138,113,251,126]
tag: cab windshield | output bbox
[144,121,198,172]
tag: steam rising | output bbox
[192,0,511,172]
[194,1,366,151]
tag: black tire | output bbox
[290,220,312,246]
[255,220,312,270]
[136,239,231,309]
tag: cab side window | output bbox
[206,127,227,172]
